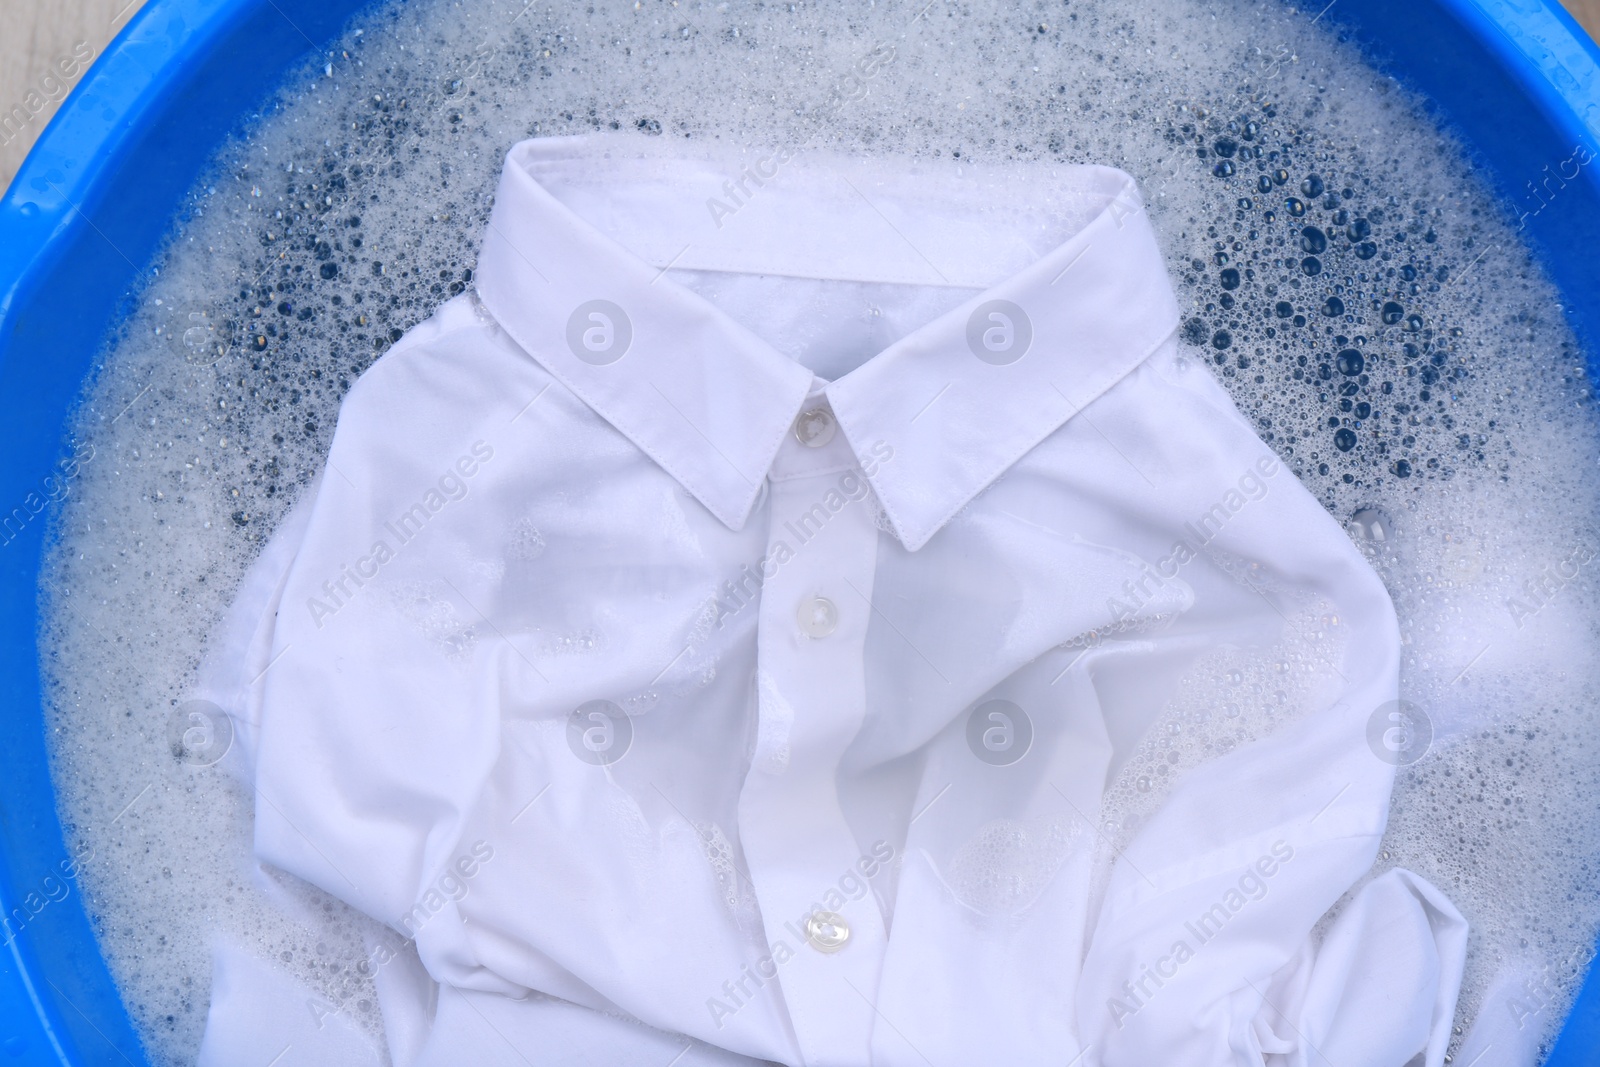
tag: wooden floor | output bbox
[1,0,147,186]
[2,0,1599,189]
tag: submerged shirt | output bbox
[199,134,1467,1066]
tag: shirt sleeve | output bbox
[1071,340,1412,1062]
[191,471,319,777]
[209,295,530,927]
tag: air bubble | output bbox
[1348,506,1395,543]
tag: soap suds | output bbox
[36,0,1600,1062]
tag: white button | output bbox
[804,911,851,953]
[797,596,838,638]
[794,407,837,448]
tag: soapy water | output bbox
[31,0,1600,1061]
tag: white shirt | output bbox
[198,134,1466,1066]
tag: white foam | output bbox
[36,0,1600,1062]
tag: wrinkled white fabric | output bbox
[197,133,1467,1066]
[197,941,383,1067]
[1255,869,1467,1067]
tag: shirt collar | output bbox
[474,135,1180,550]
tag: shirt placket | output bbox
[739,397,888,1066]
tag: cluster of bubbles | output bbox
[944,814,1081,918]
[1100,599,1345,832]
[1177,104,1476,489]
[33,0,1600,1061]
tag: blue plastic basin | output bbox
[1,0,1598,1062]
